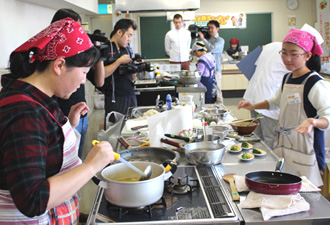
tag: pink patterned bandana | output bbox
[283,28,323,55]
[12,18,93,62]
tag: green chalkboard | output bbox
[139,13,272,59]
[140,16,171,59]
[221,13,272,52]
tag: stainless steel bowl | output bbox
[211,126,229,141]
[180,76,201,85]
[184,141,226,165]
[138,71,155,80]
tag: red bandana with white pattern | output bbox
[12,17,93,62]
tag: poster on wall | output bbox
[288,16,296,29]
[317,0,330,57]
[194,13,247,29]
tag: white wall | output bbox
[0,0,56,68]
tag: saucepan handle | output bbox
[162,159,177,180]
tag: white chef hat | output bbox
[301,23,324,45]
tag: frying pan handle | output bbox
[275,157,284,172]
[164,134,190,142]
[160,138,182,148]
[118,136,131,149]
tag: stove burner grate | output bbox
[106,197,167,219]
[165,174,199,195]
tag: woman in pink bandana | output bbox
[0,18,115,224]
[238,28,330,187]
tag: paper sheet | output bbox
[147,106,193,147]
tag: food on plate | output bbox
[241,141,252,148]
[142,109,159,118]
[230,144,241,151]
[242,153,254,159]
[252,148,264,154]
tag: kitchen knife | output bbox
[164,134,190,142]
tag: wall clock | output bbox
[287,0,298,10]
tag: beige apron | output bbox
[0,95,82,225]
[274,72,323,187]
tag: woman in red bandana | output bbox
[0,18,115,224]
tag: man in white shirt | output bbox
[165,14,191,70]
[242,42,289,148]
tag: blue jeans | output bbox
[75,117,89,158]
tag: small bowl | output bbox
[230,120,259,136]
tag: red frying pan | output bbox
[245,158,302,195]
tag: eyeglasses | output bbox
[279,50,307,58]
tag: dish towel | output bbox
[241,191,310,221]
[233,175,321,192]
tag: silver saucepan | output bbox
[99,161,177,207]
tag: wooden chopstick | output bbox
[220,119,252,125]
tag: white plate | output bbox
[239,153,255,161]
[227,144,242,153]
[250,149,267,157]
[228,149,242,153]
[241,142,253,150]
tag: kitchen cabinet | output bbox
[221,63,248,98]
[221,74,249,90]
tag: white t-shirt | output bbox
[243,42,289,120]
[165,28,191,62]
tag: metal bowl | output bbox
[184,141,226,165]
[180,76,201,85]
[211,126,229,141]
[194,134,220,143]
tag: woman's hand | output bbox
[83,141,115,174]
[237,100,254,111]
[68,102,89,127]
[295,118,316,134]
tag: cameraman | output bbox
[93,19,137,125]
[197,20,225,102]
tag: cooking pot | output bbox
[138,70,155,80]
[245,158,302,195]
[100,161,177,207]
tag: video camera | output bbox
[110,54,152,75]
[88,34,152,75]
[188,24,210,39]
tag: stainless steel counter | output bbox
[215,139,330,225]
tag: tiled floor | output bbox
[78,97,249,215]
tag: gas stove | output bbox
[87,166,240,225]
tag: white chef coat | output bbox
[165,28,191,62]
[243,42,289,120]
